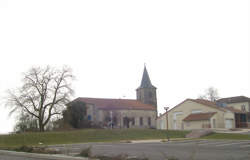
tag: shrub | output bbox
[15,145,33,152]
[78,146,92,157]
[14,145,60,154]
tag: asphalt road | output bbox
[49,139,250,160]
[1,140,250,160]
[0,154,46,160]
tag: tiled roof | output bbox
[217,96,250,104]
[188,99,226,112]
[72,97,156,111]
[157,98,226,120]
[183,112,217,121]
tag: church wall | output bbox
[136,88,157,107]
[86,104,96,121]
[96,109,157,128]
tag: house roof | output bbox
[157,98,247,120]
[224,107,246,114]
[157,98,226,119]
[71,97,156,111]
[189,99,226,112]
[216,96,250,104]
[137,66,156,89]
[183,112,217,121]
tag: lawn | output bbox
[203,133,250,140]
[0,129,189,148]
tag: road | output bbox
[0,139,250,160]
[0,155,45,160]
[50,139,250,160]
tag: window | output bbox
[148,117,151,126]
[140,117,143,126]
[131,117,135,126]
[241,105,246,111]
[173,112,183,120]
[191,110,202,114]
[87,115,91,120]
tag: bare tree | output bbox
[198,87,219,102]
[6,66,74,132]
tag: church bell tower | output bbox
[136,66,157,107]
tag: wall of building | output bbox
[184,120,211,130]
[136,88,157,107]
[95,109,157,128]
[157,114,167,130]
[157,100,235,130]
[86,104,96,121]
[227,102,250,112]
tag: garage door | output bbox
[225,119,233,129]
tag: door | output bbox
[225,119,233,129]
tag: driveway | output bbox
[49,139,250,160]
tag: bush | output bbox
[14,145,60,154]
[78,146,92,157]
[15,145,33,152]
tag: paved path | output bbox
[49,139,250,160]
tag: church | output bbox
[69,66,158,128]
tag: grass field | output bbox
[203,132,250,140]
[0,129,189,148]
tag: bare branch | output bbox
[5,65,74,132]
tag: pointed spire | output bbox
[138,66,156,89]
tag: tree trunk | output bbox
[38,120,45,132]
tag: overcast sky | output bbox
[0,0,249,133]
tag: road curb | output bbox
[48,138,194,146]
[0,150,92,160]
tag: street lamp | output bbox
[110,110,113,129]
[164,107,169,130]
[164,107,169,141]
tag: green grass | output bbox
[203,133,250,140]
[0,129,189,148]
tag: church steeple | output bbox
[136,66,157,107]
[138,66,156,89]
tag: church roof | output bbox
[72,97,156,111]
[137,66,156,89]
